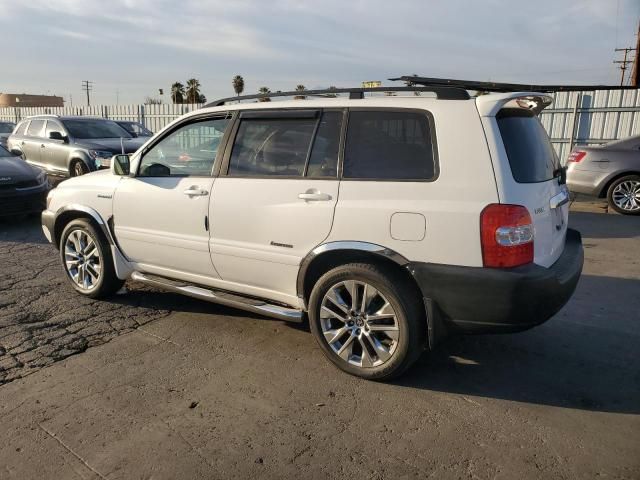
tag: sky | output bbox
[1,0,639,105]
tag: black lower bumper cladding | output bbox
[410,229,584,333]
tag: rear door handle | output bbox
[183,187,209,196]
[298,191,332,201]
[40,144,45,148]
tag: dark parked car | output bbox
[0,121,16,149]
[567,134,640,215]
[115,120,153,138]
[7,115,146,177]
[0,144,49,217]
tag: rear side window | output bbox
[27,120,45,137]
[228,117,316,177]
[343,110,436,180]
[14,121,28,136]
[497,109,560,183]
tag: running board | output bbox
[130,272,304,323]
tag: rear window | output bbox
[343,110,436,180]
[14,121,28,136]
[497,109,559,183]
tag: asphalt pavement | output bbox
[0,206,638,479]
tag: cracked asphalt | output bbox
[0,207,639,479]
[0,216,171,385]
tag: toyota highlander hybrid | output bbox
[40,84,584,380]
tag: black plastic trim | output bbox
[408,228,584,333]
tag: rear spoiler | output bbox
[475,92,553,117]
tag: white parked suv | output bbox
[41,84,583,380]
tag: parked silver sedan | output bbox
[567,135,640,215]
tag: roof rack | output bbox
[205,86,469,107]
[390,76,638,93]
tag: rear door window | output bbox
[227,115,317,177]
[343,110,437,180]
[14,121,29,136]
[26,120,45,137]
[496,109,560,183]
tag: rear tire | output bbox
[308,263,425,380]
[59,219,124,298]
[607,175,640,215]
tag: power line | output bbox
[81,80,93,107]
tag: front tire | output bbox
[308,263,425,380]
[70,160,89,177]
[59,219,124,298]
[607,175,640,215]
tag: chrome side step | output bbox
[130,272,304,323]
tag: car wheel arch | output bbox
[297,242,417,307]
[53,205,111,250]
[599,171,640,198]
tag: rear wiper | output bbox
[553,166,567,185]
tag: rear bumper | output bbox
[409,228,584,333]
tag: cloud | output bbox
[0,0,634,103]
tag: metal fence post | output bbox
[568,92,582,155]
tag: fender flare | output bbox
[296,241,410,301]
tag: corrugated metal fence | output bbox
[0,104,203,134]
[540,89,640,163]
[2,89,639,164]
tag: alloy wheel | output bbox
[612,180,640,212]
[319,280,399,368]
[64,229,102,290]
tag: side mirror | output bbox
[49,131,67,142]
[112,154,131,176]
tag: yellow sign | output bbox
[362,81,382,89]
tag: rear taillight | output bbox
[480,204,534,268]
[567,150,586,163]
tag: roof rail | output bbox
[390,76,639,93]
[25,114,60,118]
[206,86,469,107]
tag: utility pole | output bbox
[630,21,640,87]
[614,48,636,86]
[81,80,93,106]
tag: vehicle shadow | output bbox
[0,215,49,244]
[570,210,640,239]
[395,273,640,415]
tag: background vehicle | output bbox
[0,144,49,217]
[567,134,640,215]
[115,120,153,138]
[41,83,583,380]
[7,116,146,177]
[0,121,16,149]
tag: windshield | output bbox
[0,145,12,157]
[0,123,15,134]
[497,109,560,183]
[62,119,132,139]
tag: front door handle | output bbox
[298,191,332,201]
[183,187,209,196]
[40,144,45,148]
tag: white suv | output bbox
[41,84,584,380]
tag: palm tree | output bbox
[198,93,207,104]
[294,84,307,100]
[258,87,271,102]
[232,75,245,97]
[171,82,185,104]
[185,78,201,104]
